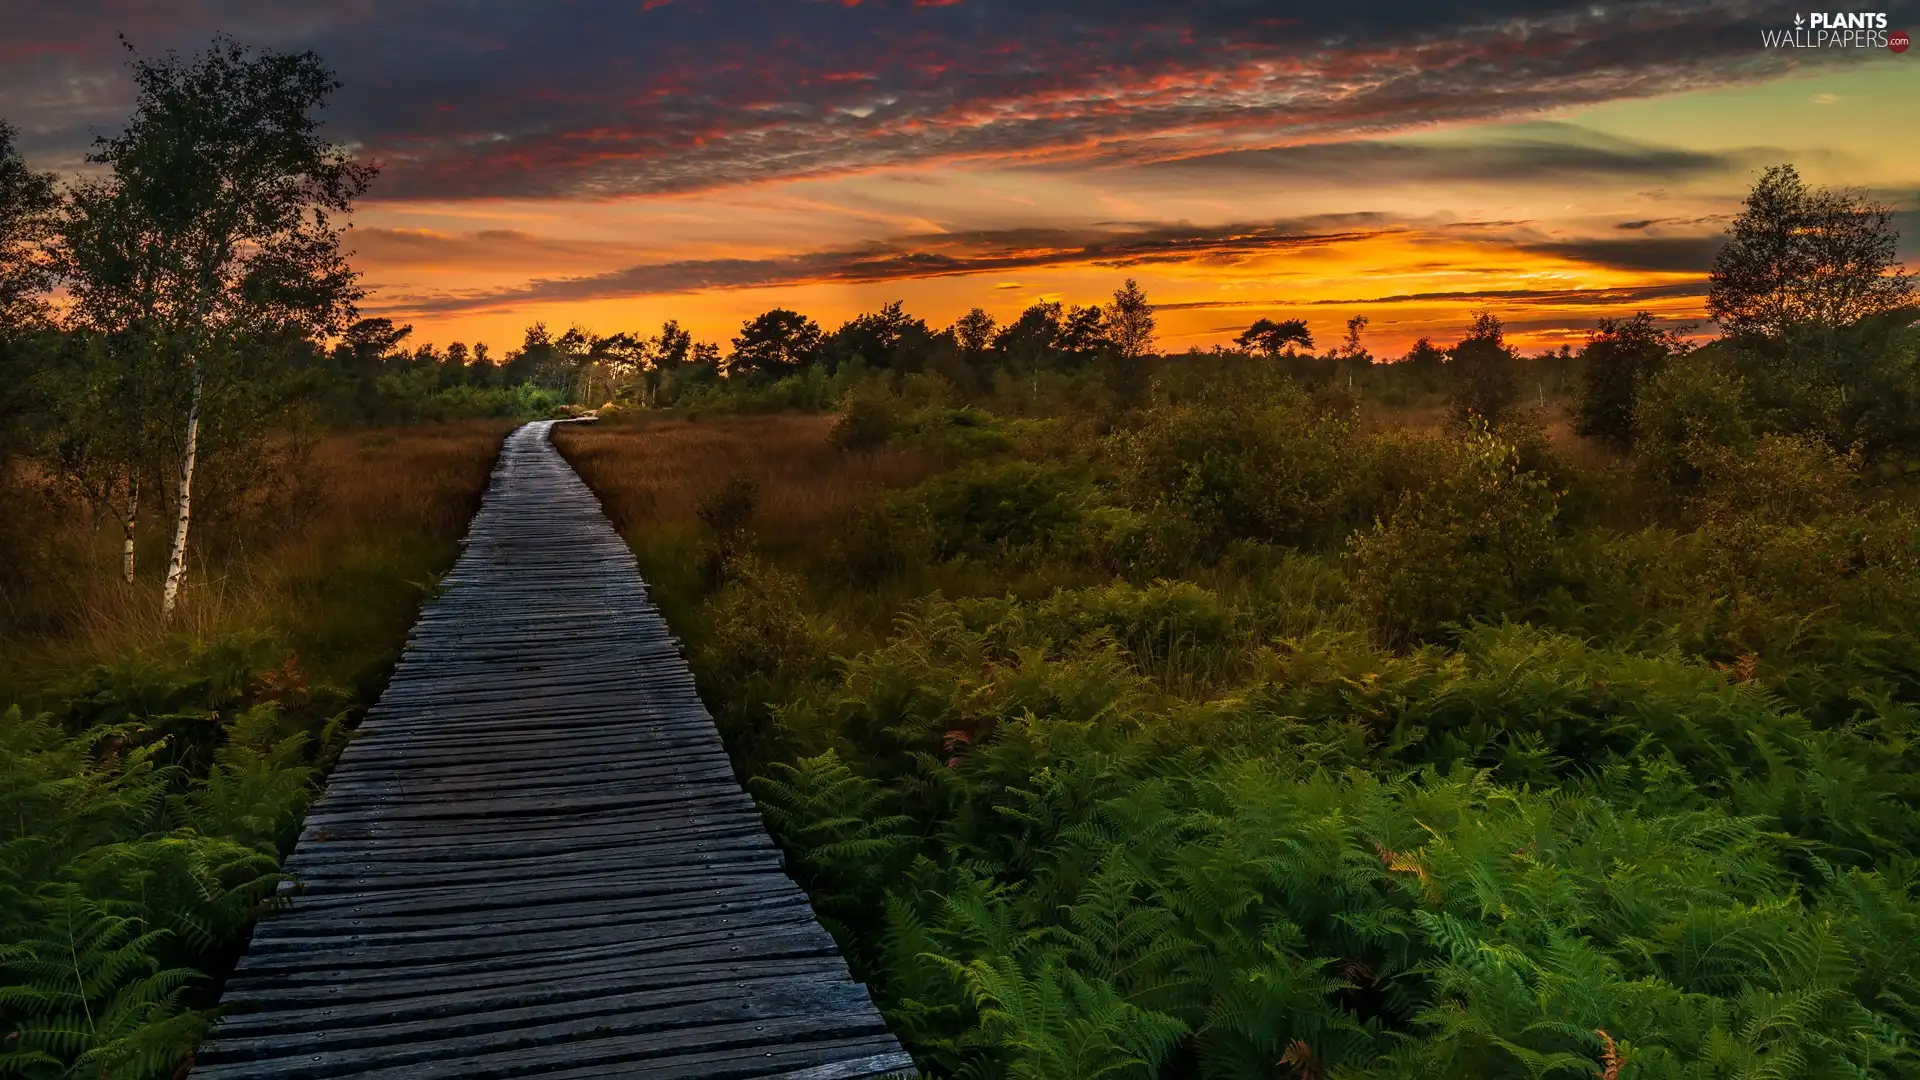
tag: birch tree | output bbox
[61,37,374,616]
[36,331,163,583]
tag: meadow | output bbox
[555,355,1920,1080]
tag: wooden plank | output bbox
[194,420,910,1079]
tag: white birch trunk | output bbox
[161,364,202,618]
[120,477,139,585]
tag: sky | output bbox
[2,1,1917,356]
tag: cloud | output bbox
[1515,235,1726,273]
[0,0,1855,199]
[1117,123,1748,189]
[367,217,1400,313]
[347,226,660,269]
[1153,280,1708,311]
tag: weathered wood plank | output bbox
[195,420,909,1079]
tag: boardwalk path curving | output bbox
[193,420,913,1080]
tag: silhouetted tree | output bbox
[829,300,932,371]
[553,325,594,392]
[595,331,650,379]
[655,319,692,368]
[338,317,411,380]
[685,340,723,385]
[469,341,496,386]
[1574,312,1687,451]
[1341,314,1371,362]
[0,120,60,470]
[1235,317,1313,359]
[1059,304,1108,362]
[994,301,1065,369]
[1100,279,1157,409]
[1107,278,1157,360]
[953,307,997,356]
[1446,310,1520,425]
[1709,164,1914,338]
[1400,336,1446,371]
[731,308,822,376]
[503,322,563,387]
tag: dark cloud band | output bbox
[1,0,1877,199]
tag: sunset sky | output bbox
[3,1,1916,355]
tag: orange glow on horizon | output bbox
[342,64,1914,359]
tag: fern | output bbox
[936,953,1187,1080]
[0,886,206,1080]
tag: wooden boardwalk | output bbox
[193,420,913,1080]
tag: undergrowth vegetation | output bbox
[560,340,1920,1079]
[0,423,505,1077]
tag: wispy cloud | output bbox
[1,0,1845,198]
[1155,281,1707,310]
[367,218,1400,313]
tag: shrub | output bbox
[699,475,762,535]
[1030,580,1244,686]
[0,640,341,1080]
[893,405,1018,458]
[702,554,827,685]
[698,554,832,769]
[1348,424,1562,646]
[836,497,935,585]
[1051,503,1199,579]
[1573,312,1684,451]
[829,395,896,453]
[1689,432,1858,525]
[1123,382,1357,552]
[1446,311,1521,425]
[1631,354,1755,490]
[911,460,1090,563]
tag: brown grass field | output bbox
[555,413,939,547]
[554,412,951,638]
[0,421,513,709]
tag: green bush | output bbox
[747,616,1920,1078]
[1122,382,1359,552]
[893,405,1019,458]
[1029,581,1243,685]
[829,391,896,453]
[912,460,1092,563]
[1347,424,1562,647]
[1688,432,1857,525]
[1632,355,1755,491]
[835,458,1093,585]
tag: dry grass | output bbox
[554,413,949,641]
[0,421,513,707]
[555,413,940,549]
